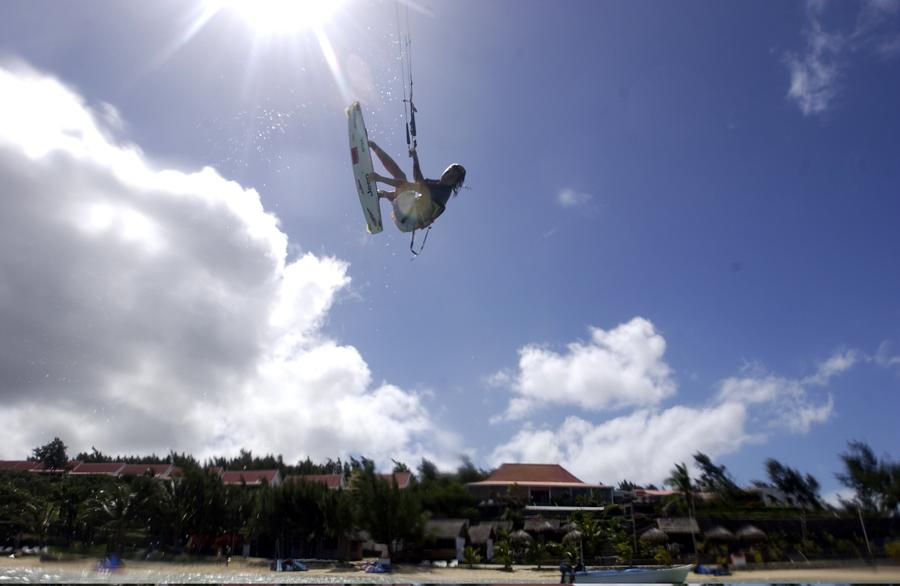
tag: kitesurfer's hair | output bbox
[445,164,466,196]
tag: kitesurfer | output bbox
[367,140,466,233]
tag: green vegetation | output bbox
[0,439,897,565]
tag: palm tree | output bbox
[666,462,697,562]
[22,498,59,547]
[92,484,134,554]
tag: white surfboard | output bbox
[346,102,383,234]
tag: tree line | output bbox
[1,437,896,563]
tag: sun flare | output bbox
[220,0,344,35]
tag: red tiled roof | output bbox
[484,463,585,484]
[34,460,83,472]
[70,462,126,475]
[0,460,42,471]
[288,474,344,489]
[635,489,677,497]
[221,469,280,486]
[119,464,173,477]
[379,472,412,489]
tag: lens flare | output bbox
[220,0,344,35]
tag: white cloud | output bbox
[785,13,844,116]
[0,61,452,467]
[490,403,752,486]
[785,0,900,116]
[557,188,592,208]
[491,317,676,422]
[714,351,855,434]
[802,349,859,386]
[874,340,900,369]
[822,487,856,508]
[488,343,855,485]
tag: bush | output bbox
[884,540,900,562]
[615,542,633,565]
[653,545,672,565]
[462,545,481,567]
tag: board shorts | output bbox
[391,190,437,233]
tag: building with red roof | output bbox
[379,471,412,489]
[118,463,179,479]
[0,460,43,472]
[70,462,126,476]
[466,463,612,508]
[286,473,345,489]
[220,469,282,487]
[0,460,82,472]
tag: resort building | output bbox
[68,462,126,476]
[466,463,612,516]
[220,469,282,487]
[0,460,184,478]
[379,471,413,489]
[285,473,346,489]
[117,463,181,479]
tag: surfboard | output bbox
[346,102,383,234]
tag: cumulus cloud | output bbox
[490,403,752,486]
[785,0,900,116]
[0,61,450,466]
[714,351,856,434]
[488,338,855,485]
[557,188,592,208]
[490,317,676,422]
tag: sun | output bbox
[219,0,344,34]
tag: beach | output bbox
[2,557,900,583]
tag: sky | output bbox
[1,0,899,503]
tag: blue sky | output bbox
[1,0,899,502]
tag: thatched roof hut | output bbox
[425,519,469,541]
[656,517,699,534]
[485,520,513,535]
[468,524,496,546]
[510,529,534,544]
[704,526,736,542]
[736,524,766,543]
[524,518,559,533]
[639,527,669,544]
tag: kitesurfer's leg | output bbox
[369,141,407,181]
[378,189,396,202]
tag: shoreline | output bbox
[2,557,900,583]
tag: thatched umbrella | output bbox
[562,529,585,564]
[510,529,534,544]
[704,526,736,542]
[736,524,766,543]
[639,527,669,544]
